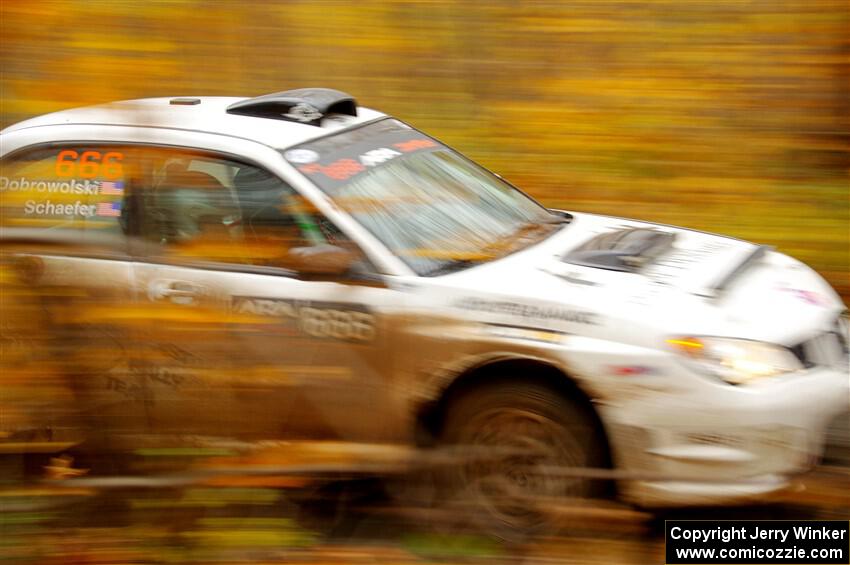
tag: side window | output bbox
[136,148,368,275]
[0,145,132,236]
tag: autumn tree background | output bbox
[1,0,847,300]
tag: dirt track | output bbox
[3,459,847,564]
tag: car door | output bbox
[0,143,144,450]
[128,146,407,444]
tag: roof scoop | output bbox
[226,88,357,126]
[563,227,676,272]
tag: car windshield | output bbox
[284,119,565,276]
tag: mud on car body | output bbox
[1,88,847,532]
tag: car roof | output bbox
[1,96,387,149]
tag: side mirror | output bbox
[288,244,358,276]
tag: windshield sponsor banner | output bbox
[284,119,441,191]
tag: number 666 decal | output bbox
[55,150,124,180]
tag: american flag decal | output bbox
[99,181,125,195]
[96,202,122,217]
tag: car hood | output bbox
[423,212,844,348]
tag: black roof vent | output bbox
[226,88,357,126]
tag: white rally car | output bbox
[1,89,847,526]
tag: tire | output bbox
[438,378,607,540]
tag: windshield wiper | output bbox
[422,216,569,277]
[422,258,476,277]
[505,215,567,242]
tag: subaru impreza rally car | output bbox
[1,88,847,527]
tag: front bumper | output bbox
[626,474,796,508]
[599,366,849,507]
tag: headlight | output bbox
[666,336,804,385]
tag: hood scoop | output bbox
[562,227,676,272]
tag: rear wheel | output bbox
[439,379,607,540]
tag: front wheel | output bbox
[439,379,608,540]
